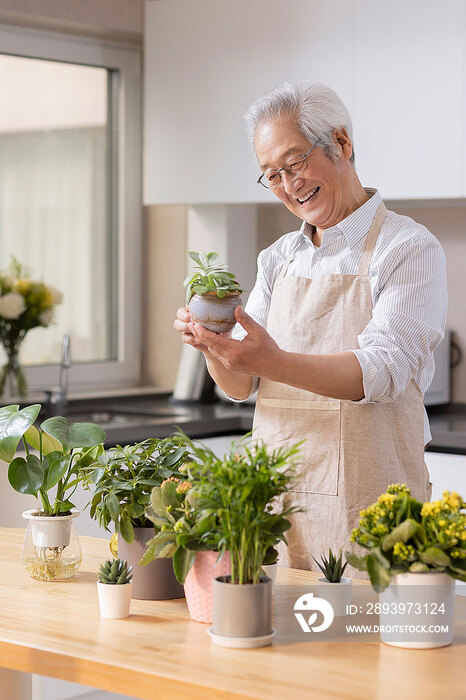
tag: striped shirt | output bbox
[229,189,448,444]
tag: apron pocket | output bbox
[254,398,341,496]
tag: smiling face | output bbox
[255,116,363,231]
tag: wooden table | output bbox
[0,528,465,700]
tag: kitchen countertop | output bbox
[427,404,466,455]
[1,528,465,700]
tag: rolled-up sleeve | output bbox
[351,234,447,403]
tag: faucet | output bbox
[45,335,71,416]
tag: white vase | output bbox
[97,581,133,619]
[378,571,455,648]
[262,563,278,594]
[316,577,352,617]
[21,509,82,581]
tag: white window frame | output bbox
[0,23,142,393]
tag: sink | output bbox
[64,408,189,428]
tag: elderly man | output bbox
[174,82,447,572]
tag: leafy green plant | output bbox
[177,434,302,585]
[87,437,192,543]
[313,548,347,582]
[346,484,466,591]
[98,558,133,585]
[183,251,244,303]
[0,403,106,515]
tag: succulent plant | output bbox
[313,548,348,583]
[183,251,244,303]
[98,558,133,585]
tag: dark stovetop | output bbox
[427,404,466,455]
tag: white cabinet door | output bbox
[424,451,466,500]
[352,0,464,199]
[144,0,353,205]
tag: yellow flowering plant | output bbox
[0,257,62,396]
[346,484,466,591]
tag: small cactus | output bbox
[98,558,133,585]
[313,548,348,583]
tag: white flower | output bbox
[38,309,54,326]
[0,292,26,319]
[46,285,63,305]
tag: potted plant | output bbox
[140,462,230,623]
[97,558,133,619]
[313,548,351,617]
[184,251,244,333]
[346,484,466,648]
[0,403,106,580]
[186,438,301,648]
[87,436,192,599]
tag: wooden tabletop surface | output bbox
[0,528,465,700]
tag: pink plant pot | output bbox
[184,551,231,623]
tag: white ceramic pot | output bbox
[316,577,352,617]
[188,291,242,333]
[22,509,80,548]
[97,581,133,619]
[262,563,278,594]
[378,571,455,648]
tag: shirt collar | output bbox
[300,188,383,249]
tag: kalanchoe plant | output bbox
[98,558,133,585]
[0,403,106,515]
[346,484,466,591]
[87,437,192,543]
[313,548,347,583]
[183,251,244,303]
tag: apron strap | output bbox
[357,202,388,276]
[278,254,295,279]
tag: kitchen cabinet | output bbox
[144,0,466,204]
[425,451,466,500]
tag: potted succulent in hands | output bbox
[188,438,301,648]
[313,548,351,617]
[0,403,106,580]
[87,437,192,599]
[97,558,133,619]
[184,251,244,333]
[140,455,230,623]
[346,484,466,648]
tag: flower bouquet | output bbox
[346,484,466,591]
[0,257,62,397]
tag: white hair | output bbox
[243,82,355,164]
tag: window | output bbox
[0,25,141,392]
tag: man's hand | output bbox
[174,305,209,353]
[189,306,282,378]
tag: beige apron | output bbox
[252,203,431,576]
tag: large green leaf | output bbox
[161,480,180,508]
[119,513,134,543]
[105,493,121,521]
[40,417,106,451]
[345,551,368,571]
[8,454,43,495]
[173,547,196,585]
[24,425,62,455]
[0,404,41,462]
[367,553,392,592]
[43,452,70,491]
[419,547,451,567]
[381,518,419,552]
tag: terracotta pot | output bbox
[188,291,242,333]
[184,550,231,623]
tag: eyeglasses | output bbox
[257,140,321,189]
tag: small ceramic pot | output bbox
[184,550,231,623]
[212,575,273,645]
[262,563,278,594]
[188,291,242,333]
[118,528,184,600]
[97,581,132,619]
[378,571,455,649]
[316,577,352,617]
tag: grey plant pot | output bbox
[188,291,243,333]
[118,528,183,600]
[212,575,272,638]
